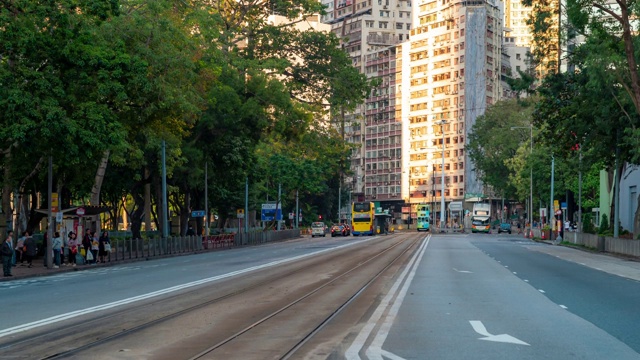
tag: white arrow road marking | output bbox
[453,268,473,273]
[469,321,530,346]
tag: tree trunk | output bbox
[3,146,13,233]
[181,191,190,236]
[90,150,110,231]
[130,193,145,240]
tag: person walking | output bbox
[98,231,110,263]
[1,232,14,277]
[67,232,78,267]
[52,232,62,268]
[23,231,37,268]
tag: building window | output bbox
[379,21,388,28]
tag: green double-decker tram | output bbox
[415,204,430,231]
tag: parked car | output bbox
[331,224,348,237]
[311,222,326,237]
[498,222,512,234]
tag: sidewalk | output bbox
[1,250,200,282]
[1,256,139,281]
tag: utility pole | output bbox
[550,155,555,239]
[245,177,249,234]
[205,162,209,238]
[162,140,168,239]
[47,156,53,269]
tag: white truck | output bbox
[471,203,491,233]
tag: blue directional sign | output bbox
[191,210,206,217]
[261,203,282,221]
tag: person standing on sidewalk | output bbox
[67,232,78,267]
[52,232,62,268]
[23,231,37,268]
[1,232,14,277]
[90,231,99,264]
[98,231,110,263]
[14,233,24,266]
[82,229,92,263]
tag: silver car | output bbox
[311,222,326,237]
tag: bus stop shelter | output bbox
[374,212,393,234]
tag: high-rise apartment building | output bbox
[397,0,503,226]
[323,0,413,218]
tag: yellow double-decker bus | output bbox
[351,202,375,236]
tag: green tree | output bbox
[467,98,537,202]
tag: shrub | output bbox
[598,214,609,234]
[582,213,595,234]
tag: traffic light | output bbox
[318,214,323,220]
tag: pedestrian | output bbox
[1,231,14,277]
[82,229,91,261]
[52,231,62,268]
[61,231,67,266]
[186,226,195,236]
[15,233,24,266]
[98,231,110,263]
[90,231,99,264]
[23,231,37,268]
[67,232,78,267]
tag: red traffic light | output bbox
[318,215,323,220]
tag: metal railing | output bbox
[105,229,301,262]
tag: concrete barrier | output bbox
[564,232,639,258]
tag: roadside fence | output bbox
[107,229,301,262]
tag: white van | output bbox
[311,222,326,237]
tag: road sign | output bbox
[76,207,85,217]
[51,193,59,212]
[561,202,567,210]
[191,210,206,217]
[288,212,294,220]
[56,212,63,222]
[261,203,282,221]
[237,209,245,219]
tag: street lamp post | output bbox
[436,120,448,231]
[408,170,411,229]
[511,125,533,230]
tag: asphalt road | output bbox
[364,233,640,360]
[2,232,639,360]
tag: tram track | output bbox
[0,233,427,359]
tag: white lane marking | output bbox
[380,349,407,360]
[559,305,568,309]
[513,272,517,275]
[453,268,473,273]
[345,235,430,360]
[0,239,372,339]
[366,236,431,360]
[524,279,529,282]
[504,266,509,268]
[469,321,530,346]
[538,289,545,293]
